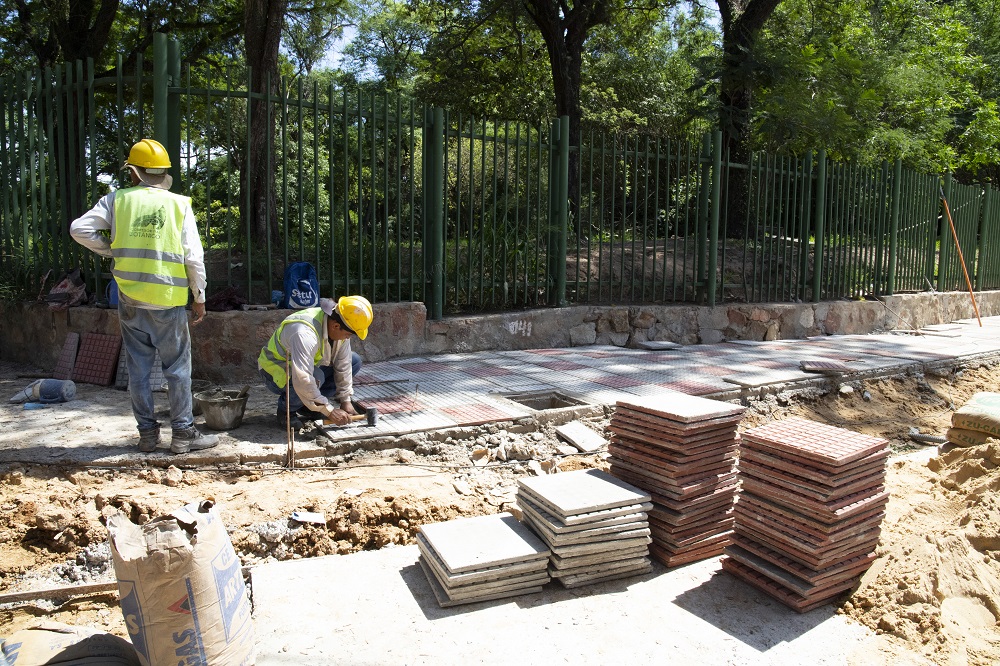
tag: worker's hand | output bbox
[322,406,351,426]
[191,302,206,325]
[341,401,357,416]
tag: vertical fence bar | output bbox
[886,159,902,294]
[547,116,569,307]
[707,130,722,306]
[812,150,827,301]
[427,107,445,319]
[938,173,952,291]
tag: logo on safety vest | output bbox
[130,206,166,239]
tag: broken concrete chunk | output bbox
[35,507,73,532]
[471,448,490,466]
[163,466,183,487]
[527,460,544,476]
[555,421,606,453]
[452,479,472,495]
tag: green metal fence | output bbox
[3,38,1000,316]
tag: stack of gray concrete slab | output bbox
[518,468,653,588]
[607,393,746,567]
[416,512,551,607]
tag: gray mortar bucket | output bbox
[195,389,249,430]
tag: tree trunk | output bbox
[522,0,610,236]
[716,0,783,239]
[243,0,288,246]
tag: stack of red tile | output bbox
[723,417,889,612]
[608,394,746,567]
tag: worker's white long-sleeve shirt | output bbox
[279,318,355,410]
[69,186,208,306]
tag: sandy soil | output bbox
[1,360,999,664]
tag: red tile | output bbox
[52,332,80,380]
[440,403,514,425]
[658,380,726,395]
[721,556,860,613]
[360,395,421,414]
[742,418,889,467]
[72,333,121,386]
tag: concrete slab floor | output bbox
[250,544,924,666]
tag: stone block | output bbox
[569,323,597,346]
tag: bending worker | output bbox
[70,138,218,455]
[258,296,374,429]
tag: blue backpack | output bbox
[280,261,320,309]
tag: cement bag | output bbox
[945,427,994,448]
[0,620,140,665]
[106,499,255,666]
[951,392,1000,438]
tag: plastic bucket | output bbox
[195,389,248,431]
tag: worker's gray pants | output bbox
[118,302,194,432]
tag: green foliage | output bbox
[753,0,999,177]
[413,0,553,122]
[582,6,719,138]
[341,0,429,92]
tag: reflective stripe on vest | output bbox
[258,307,326,389]
[111,187,190,306]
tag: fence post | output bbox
[811,150,827,302]
[886,158,902,295]
[696,134,712,302]
[547,116,569,307]
[424,107,445,320]
[974,183,989,291]
[939,172,952,291]
[152,34,168,146]
[167,37,181,190]
[707,130,722,306]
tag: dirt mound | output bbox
[843,442,1000,665]
[232,490,491,561]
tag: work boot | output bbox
[170,426,219,454]
[137,426,160,453]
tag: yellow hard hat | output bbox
[336,295,373,340]
[126,139,172,170]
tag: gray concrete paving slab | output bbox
[250,544,909,665]
[517,469,651,517]
[417,513,549,573]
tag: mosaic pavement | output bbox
[324,315,1000,443]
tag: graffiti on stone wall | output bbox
[505,320,532,337]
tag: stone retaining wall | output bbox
[1,291,997,383]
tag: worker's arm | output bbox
[331,339,356,414]
[69,193,115,258]
[281,325,340,417]
[180,205,208,323]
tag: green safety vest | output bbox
[258,307,326,389]
[111,186,190,307]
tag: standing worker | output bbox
[258,296,373,429]
[70,138,219,455]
